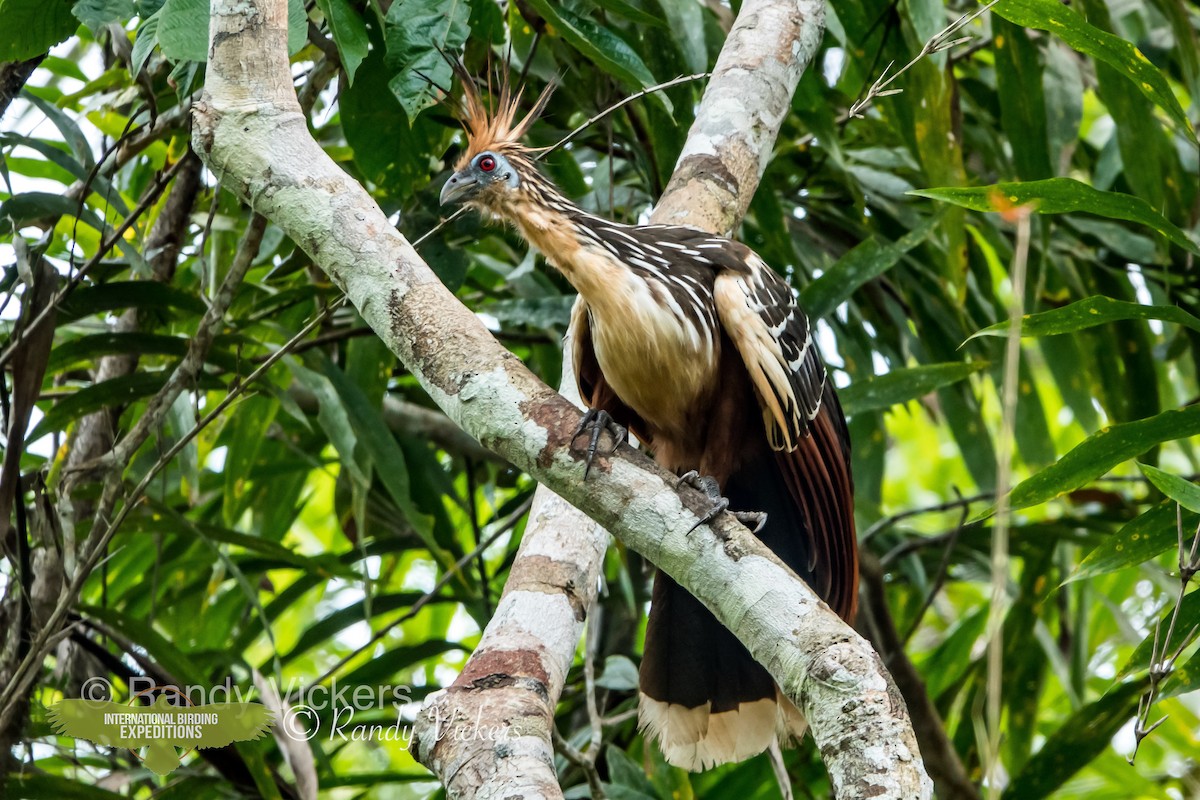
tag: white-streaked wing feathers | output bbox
[714,255,825,452]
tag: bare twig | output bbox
[846,1,1000,121]
[984,204,1033,799]
[1128,505,1200,763]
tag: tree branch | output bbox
[193,0,931,797]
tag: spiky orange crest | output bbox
[451,61,554,170]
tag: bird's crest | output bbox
[449,60,553,169]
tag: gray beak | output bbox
[440,171,478,206]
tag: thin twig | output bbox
[846,1,1000,121]
[863,490,994,546]
[984,205,1032,799]
[1128,505,1200,763]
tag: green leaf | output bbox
[910,179,1200,254]
[0,192,106,236]
[47,332,188,373]
[314,0,368,83]
[993,17,1052,180]
[982,404,1200,520]
[1071,504,1198,582]
[1001,680,1144,799]
[993,0,1196,144]
[312,353,441,555]
[58,281,207,321]
[158,0,306,61]
[72,0,134,31]
[0,0,77,60]
[524,0,669,113]
[28,371,223,441]
[131,10,160,73]
[839,362,988,416]
[383,0,471,123]
[156,0,208,61]
[22,92,95,170]
[1138,463,1200,513]
[970,295,1200,341]
[802,212,944,319]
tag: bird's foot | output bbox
[571,408,627,479]
[676,471,767,535]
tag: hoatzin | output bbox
[440,73,858,771]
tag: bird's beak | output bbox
[440,171,478,206]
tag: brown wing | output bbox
[713,261,858,621]
[569,297,651,446]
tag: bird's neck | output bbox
[500,178,628,299]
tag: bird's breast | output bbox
[582,268,720,439]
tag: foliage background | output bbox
[2,0,1199,797]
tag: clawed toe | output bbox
[571,408,627,479]
[677,471,767,534]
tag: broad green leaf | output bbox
[58,281,206,321]
[0,191,106,236]
[383,0,471,123]
[1071,504,1199,582]
[594,0,665,29]
[222,395,279,527]
[1138,463,1200,513]
[982,404,1200,520]
[994,17,1052,180]
[485,296,575,330]
[314,0,368,84]
[46,332,243,373]
[28,371,224,441]
[971,295,1200,341]
[653,0,704,73]
[131,9,160,74]
[72,0,134,31]
[0,133,124,213]
[341,29,453,195]
[839,361,988,416]
[802,211,944,319]
[524,0,669,113]
[7,774,130,798]
[22,93,95,170]
[910,179,1200,254]
[158,0,306,61]
[313,353,441,556]
[1001,680,1144,799]
[1080,0,1181,216]
[0,0,78,60]
[993,0,1196,144]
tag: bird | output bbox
[439,67,858,771]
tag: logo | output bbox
[48,683,274,775]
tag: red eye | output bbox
[478,155,496,172]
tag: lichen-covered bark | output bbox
[195,0,931,797]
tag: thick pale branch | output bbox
[195,0,930,797]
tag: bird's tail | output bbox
[637,444,832,771]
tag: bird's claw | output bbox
[571,408,627,479]
[677,471,767,534]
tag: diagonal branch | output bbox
[193,1,931,798]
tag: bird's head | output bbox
[440,63,553,213]
[440,148,523,208]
